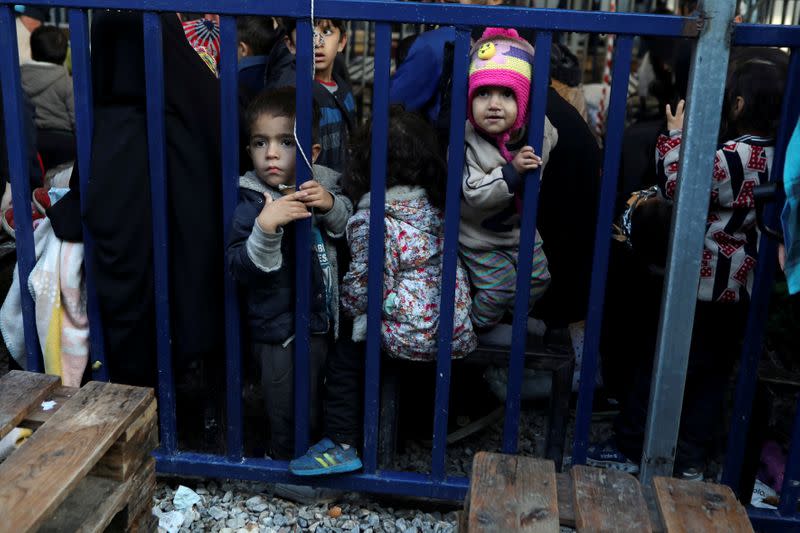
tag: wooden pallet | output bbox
[0,371,158,533]
[464,452,754,533]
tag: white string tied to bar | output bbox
[293,0,320,177]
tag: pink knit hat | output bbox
[468,28,535,161]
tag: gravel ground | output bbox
[153,479,461,533]
[152,405,597,532]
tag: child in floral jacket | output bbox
[288,107,476,478]
[342,109,477,360]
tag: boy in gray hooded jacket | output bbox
[20,25,75,168]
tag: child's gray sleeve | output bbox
[316,194,352,238]
[246,223,283,273]
[314,168,353,238]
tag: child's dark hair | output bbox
[281,18,346,42]
[30,26,68,65]
[722,58,786,139]
[245,87,320,144]
[236,16,283,57]
[344,106,447,210]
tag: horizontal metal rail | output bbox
[0,0,699,36]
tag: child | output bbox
[459,27,557,339]
[288,107,477,475]
[265,18,355,173]
[226,87,353,459]
[20,25,75,169]
[588,58,786,478]
[236,16,283,98]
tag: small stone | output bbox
[222,491,233,503]
[273,514,287,527]
[220,529,233,533]
[208,506,227,521]
[298,517,309,528]
[245,496,268,513]
[328,506,342,518]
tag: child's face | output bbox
[471,86,518,135]
[286,20,346,80]
[247,113,297,189]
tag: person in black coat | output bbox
[533,86,602,328]
[48,12,224,393]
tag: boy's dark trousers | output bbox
[323,317,365,448]
[255,336,327,459]
[614,300,748,470]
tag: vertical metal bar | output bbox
[219,15,243,460]
[431,27,470,481]
[639,0,736,483]
[722,49,800,493]
[570,34,634,465]
[0,6,42,372]
[360,21,370,117]
[501,32,553,453]
[782,0,791,24]
[68,8,108,382]
[143,12,177,454]
[294,18,314,458]
[362,22,391,475]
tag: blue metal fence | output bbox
[2,0,800,528]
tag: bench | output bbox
[464,451,754,532]
[0,370,158,532]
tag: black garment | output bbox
[323,318,364,447]
[619,119,662,206]
[226,187,329,344]
[263,43,356,173]
[36,128,75,170]
[255,337,327,459]
[47,148,82,241]
[614,300,748,469]
[0,89,43,192]
[79,11,223,385]
[533,87,602,327]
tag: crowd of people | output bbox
[0,0,794,488]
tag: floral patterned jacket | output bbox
[342,186,478,360]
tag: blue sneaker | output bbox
[289,438,363,476]
[586,439,639,474]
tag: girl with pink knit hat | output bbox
[458,27,558,338]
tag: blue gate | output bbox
[2,0,800,529]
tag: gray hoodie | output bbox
[20,61,74,132]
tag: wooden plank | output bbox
[467,452,559,533]
[0,381,154,532]
[124,507,157,533]
[572,466,651,533]
[39,457,156,533]
[640,483,666,533]
[90,417,158,481]
[0,371,60,440]
[20,386,77,427]
[653,477,754,533]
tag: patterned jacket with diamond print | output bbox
[656,130,774,304]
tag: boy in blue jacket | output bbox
[227,87,353,459]
[264,18,355,173]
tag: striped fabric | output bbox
[459,239,550,330]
